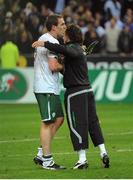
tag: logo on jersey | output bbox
[52,112,56,118]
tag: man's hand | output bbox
[32,41,45,48]
[48,57,63,72]
[58,54,64,65]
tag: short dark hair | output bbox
[66,24,83,44]
[45,14,62,31]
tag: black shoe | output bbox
[73,160,88,169]
[33,156,43,166]
[42,160,66,170]
[102,154,110,168]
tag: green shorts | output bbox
[35,93,64,122]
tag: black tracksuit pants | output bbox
[64,86,104,151]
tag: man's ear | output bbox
[52,25,57,32]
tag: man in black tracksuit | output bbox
[32,24,110,169]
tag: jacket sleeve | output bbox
[45,41,80,58]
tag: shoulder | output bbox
[67,43,81,50]
[104,0,113,8]
[11,43,19,50]
[67,43,76,48]
[48,34,59,44]
[39,33,59,44]
[68,43,84,56]
[0,45,4,50]
[13,43,19,49]
[38,33,49,41]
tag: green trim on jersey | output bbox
[35,93,64,122]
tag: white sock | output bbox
[98,144,107,158]
[37,147,43,157]
[77,149,86,163]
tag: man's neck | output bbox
[48,31,57,39]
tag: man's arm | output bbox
[48,57,63,72]
[32,41,80,58]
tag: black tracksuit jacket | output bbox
[45,41,91,89]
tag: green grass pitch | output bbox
[0,103,133,179]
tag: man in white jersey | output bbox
[33,14,66,170]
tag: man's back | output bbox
[0,41,19,68]
[34,33,60,95]
[63,43,90,88]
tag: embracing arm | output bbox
[32,41,80,58]
[45,42,80,58]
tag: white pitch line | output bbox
[0,149,133,159]
[0,136,67,144]
[117,149,133,152]
[107,131,133,136]
[0,138,39,143]
[0,131,133,144]
[0,152,77,158]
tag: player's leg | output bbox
[40,121,53,155]
[34,93,53,165]
[36,117,64,159]
[39,121,65,170]
[51,117,64,138]
[35,94,64,156]
[45,94,64,142]
[87,91,110,168]
[65,89,89,169]
[34,93,65,170]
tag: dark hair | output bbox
[66,24,83,44]
[45,14,62,31]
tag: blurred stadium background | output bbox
[0,0,133,179]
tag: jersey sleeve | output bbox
[38,34,59,60]
[44,42,81,58]
[36,36,48,55]
[47,49,58,59]
[46,38,59,60]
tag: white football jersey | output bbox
[33,33,60,94]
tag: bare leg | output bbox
[38,117,64,157]
[40,117,63,155]
[51,117,64,138]
[40,122,53,155]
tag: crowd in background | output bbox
[0,0,133,63]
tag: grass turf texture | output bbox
[0,103,133,179]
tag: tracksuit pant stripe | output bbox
[67,89,93,144]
